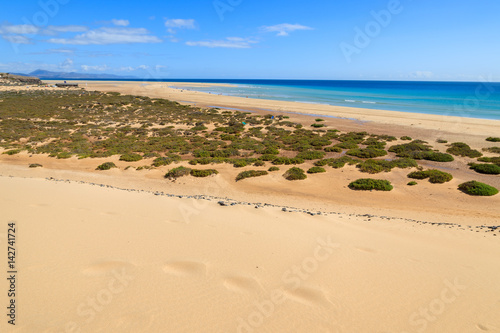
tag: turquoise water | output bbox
[159,79,500,120]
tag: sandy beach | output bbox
[1,81,499,333]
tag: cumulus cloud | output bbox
[165,19,196,34]
[48,27,162,45]
[0,24,39,35]
[112,19,130,27]
[186,37,257,49]
[261,23,313,36]
[81,64,109,72]
[2,35,32,44]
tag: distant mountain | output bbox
[24,70,138,80]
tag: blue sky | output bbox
[1,0,499,80]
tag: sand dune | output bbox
[1,176,499,333]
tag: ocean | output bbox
[98,79,500,120]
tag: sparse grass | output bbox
[307,166,326,174]
[236,170,268,181]
[190,169,219,177]
[407,169,453,183]
[283,167,307,180]
[486,137,500,142]
[446,142,482,158]
[468,163,500,175]
[165,166,191,179]
[348,178,393,191]
[96,162,117,170]
[458,181,498,196]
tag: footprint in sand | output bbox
[355,247,378,254]
[283,286,335,307]
[82,261,134,276]
[476,323,494,331]
[162,261,207,276]
[222,276,261,293]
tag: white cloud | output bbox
[112,19,130,27]
[0,24,39,35]
[261,23,313,36]
[410,71,434,79]
[48,27,162,45]
[165,19,196,34]
[81,64,109,72]
[46,25,88,33]
[186,37,257,49]
[2,35,31,44]
[138,65,149,70]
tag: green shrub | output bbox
[3,149,21,155]
[346,148,387,159]
[407,181,417,186]
[119,153,143,162]
[307,166,326,174]
[165,166,192,179]
[407,170,453,183]
[268,166,280,172]
[324,146,342,153]
[468,163,500,175]
[311,123,325,128]
[190,169,219,177]
[486,137,500,142]
[424,152,454,162]
[436,139,448,143]
[348,178,393,191]
[152,156,180,167]
[29,163,43,168]
[262,147,279,155]
[482,147,500,154]
[401,136,412,141]
[477,157,500,165]
[236,170,268,181]
[335,141,358,149]
[458,181,498,196]
[96,162,117,170]
[296,150,325,160]
[446,142,482,158]
[253,160,265,166]
[283,167,307,180]
[357,158,418,174]
[56,152,72,159]
[315,118,324,122]
[233,160,248,168]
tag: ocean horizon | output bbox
[77,79,500,120]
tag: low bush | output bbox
[307,166,326,174]
[324,146,342,153]
[436,139,448,143]
[458,181,498,196]
[335,141,359,150]
[253,160,265,166]
[3,149,21,155]
[407,181,417,186]
[346,148,387,159]
[236,170,268,181]
[268,166,280,172]
[482,147,500,154]
[446,142,482,158]
[233,160,248,168]
[407,169,453,183]
[29,163,43,168]
[190,169,219,177]
[424,152,454,162]
[311,123,325,128]
[165,166,191,179]
[119,153,143,162]
[296,150,325,160]
[468,163,500,175]
[315,118,324,122]
[152,155,181,167]
[96,162,117,170]
[477,157,500,165]
[357,158,418,174]
[401,136,412,141]
[486,137,500,142]
[56,152,72,159]
[283,167,307,180]
[348,178,393,191]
